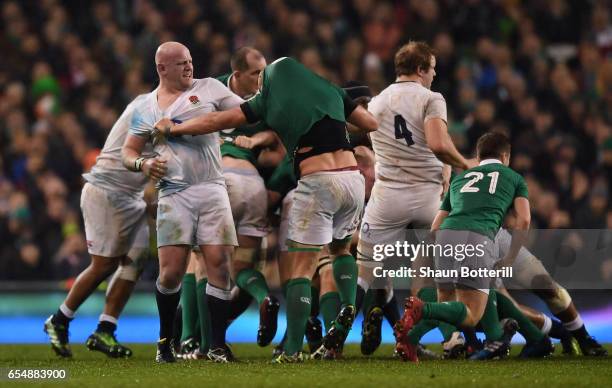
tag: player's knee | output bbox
[531,275,557,300]
[158,266,183,288]
[116,261,141,282]
[91,256,120,277]
[117,248,147,282]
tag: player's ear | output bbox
[502,152,511,166]
[418,65,428,78]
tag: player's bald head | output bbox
[155,41,189,65]
[231,47,265,72]
[155,41,193,90]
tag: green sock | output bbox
[319,292,341,332]
[495,292,544,342]
[332,255,357,307]
[479,290,503,341]
[196,279,211,352]
[180,274,197,342]
[311,286,320,317]
[284,278,312,355]
[423,301,467,327]
[407,319,439,345]
[235,268,269,305]
[417,287,457,342]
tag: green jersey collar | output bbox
[479,158,502,166]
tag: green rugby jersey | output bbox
[241,57,354,157]
[440,160,528,239]
[216,73,231,87]
[266,154,297,198]
[215,73,266,165]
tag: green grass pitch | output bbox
[1,344,611,387]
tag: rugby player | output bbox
[43,86,154,359]
[122,42,243,363]
[395,132,530,362]
[355,42,472,356]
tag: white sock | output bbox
[59,303,75,319]
[99,314,118,325]
[540,315,552,335]
[156,278,182,295]
[385,288,394,304]
[357,277,370,293]
[563,315,584,331]
[206,283,232,300]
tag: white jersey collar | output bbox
[479,158,502,166]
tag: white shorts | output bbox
[288,170,364,246]
[278,188,296,252]
[156,181,237,247]
[224,168,268,238]
[357,182,441,262]
[495,229,549,290]
[81,182,148,257]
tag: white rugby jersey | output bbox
[83,94,155,196]
[129,78,244,197]
[368,81,446,187]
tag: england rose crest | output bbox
[189,95,199,104]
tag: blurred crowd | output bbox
[0,0,610,281]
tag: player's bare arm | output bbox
[497,197,530,269]
[121,133,167,180]
[424,117,471,170]
[430,210,449,232]
[347,105,378,133]
[441,164,451,197]
[234,130,277,149]
[155,107,248,140]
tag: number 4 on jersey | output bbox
[394,114,414,146]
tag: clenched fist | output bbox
[152,118,174,145]
[234,135,256,149]
[142,157,168,180]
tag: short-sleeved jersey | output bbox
[83,94,155,196]
[266,154,297,198]
[368,81,446,187]
[241,57,352,156]
[129,78,243,197]
[440,159,528,239]
[215,73,267,165]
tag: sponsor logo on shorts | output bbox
[340,275,352,280]
[300,297,311,304]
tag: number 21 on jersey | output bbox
[460,171,499,194]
